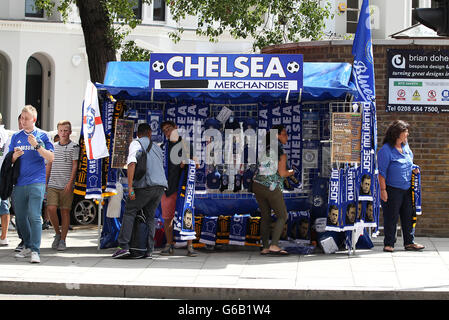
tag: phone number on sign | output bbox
[386,105,440,113]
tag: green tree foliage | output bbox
[34,0,332,80]
[35,0,151,82]
[167,0,333,51]
[121,40,152,61]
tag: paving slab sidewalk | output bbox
[1,225,449,300]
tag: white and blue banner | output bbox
[82,80,109,160]
[149,53,303,93]
[352,0,375,104]
[351,0,379,234]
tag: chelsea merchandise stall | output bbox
[82,53,362,252]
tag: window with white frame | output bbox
[25,0,44,18]
[346,0,360,34]
[153,0,166,21]
[132,0,143,19]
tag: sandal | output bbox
[405,243,425,251]
[383,246,394,252]
[268,249,289,256]
[260,249,270,255]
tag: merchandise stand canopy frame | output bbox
[91,55,359,250]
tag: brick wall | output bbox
[263,41,449,237]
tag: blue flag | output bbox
[352,0,375,103]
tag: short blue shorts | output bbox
[0,199,10,215]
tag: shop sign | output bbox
[386,49,449,113]
[149,53,303,93]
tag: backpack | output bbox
[134,139,153,181]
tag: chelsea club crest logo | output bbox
[365,40,374,65]
[86,105,96,139]
[313,195,323,208]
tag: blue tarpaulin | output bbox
[97,61,357,103]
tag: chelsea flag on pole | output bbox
[352,0,375,103]
[82,80,109,160]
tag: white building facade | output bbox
[0,0,438,132]
[0,0,253,133]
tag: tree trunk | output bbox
[76,0,116,83]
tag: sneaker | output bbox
[112,248,130,259]
[187,247,198,257]
[57,239,66,251]
[15,248,32,258]
[30,252,40,263]
[52,234,61,249]
[8,220,15,231]
[42,221,50,230]
[0,238,8,246]
[14,240,24,252]
[160,244,174,256]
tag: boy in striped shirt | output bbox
[46,121,79,251]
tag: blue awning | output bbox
[97,61,357,103]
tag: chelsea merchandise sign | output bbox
[149,53,303,93]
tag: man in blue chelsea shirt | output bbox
[9,105,54,263]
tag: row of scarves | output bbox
[326,103,379,233]
[179,214,262,248]
[174,210,312,249]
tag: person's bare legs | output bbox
[1,214,10,240]
[60,209,70,241]
[164,218,174,246]
[47,205,60,235]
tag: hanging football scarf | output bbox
[412,165,422,217]
[173,159,196,240]
[355,166,363,222]
[359,102,374,202]
[370,170,381,231]
[102,96,115,194]
[325,168,342,232]
[82,80,109,160]
[343,166,357,231]
[74,134,87,196]
[101,95,122,197]
[85,158,102,199]
[194,104,209,191]
[245,216,261,246]
[290,103,302,191]
[216,215,231,244]
[229,214,250,246]
[193,215,206,249]
[199,216,218,246]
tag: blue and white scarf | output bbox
[173,159,197,240]
[199,216,218,245]
[229,214,250,246]
[343,166,357,231]
[359,102,374,202]
[412,165,422,216]
[326,168,342,232]
[103,96,118,194]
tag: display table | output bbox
[194,191,309,216]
